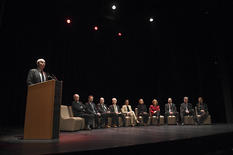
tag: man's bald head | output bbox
[100,97,105,104]
[73,94,80,102]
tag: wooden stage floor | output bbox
[1,124,233,155]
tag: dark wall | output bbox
[1,0,233,127]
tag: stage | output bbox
[1,124,233,155]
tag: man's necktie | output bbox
[41,71,45,82]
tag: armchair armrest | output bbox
[135,108,138,117]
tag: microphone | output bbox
[47,73,58,81]
[51,73,58,80]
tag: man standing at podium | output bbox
[27,58,47,85]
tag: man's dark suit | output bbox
[137,104,149,124]
[196,102,208,114]
[109,104,125,126]
[195,102,209,124]
[180,102,195,124]
[109,104,121,113]
[97,103,109,114]
[85,102,101,128]
[85,102,98,115]
[72,101,94,127]
[97,103,117,126]
[165,103,179,123]
[27,68,47,85]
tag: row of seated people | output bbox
[71,94,210,130]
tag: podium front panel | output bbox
[24,80,62,140]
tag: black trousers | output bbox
[165,112,179,123]
[152,111,160,124]
[139,113,149,124]
[92,114,102,128]
[116,113,126,126]
[197,112,209,124]
[101,113,118,126]
[180,110,196,124]
[77,113,95,126]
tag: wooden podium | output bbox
[24,80,63,140]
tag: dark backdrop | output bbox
[1,0,233,127]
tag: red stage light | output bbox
[66,19,71,24]
[94,26,98,31]
[118,32,122,36]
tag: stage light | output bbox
[112,5,116,10]
[94,26,98,31]
[149,17,154,22]
[66,19,71,24]
[118,32,122,37]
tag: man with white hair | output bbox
[26,58,48,85]
[97,97,118,128]
[109,98,126,127]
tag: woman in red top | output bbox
[150,99,160,125]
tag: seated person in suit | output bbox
[180,96,195,125]
[137,98,149,126]
[121,99,139,127]
[165,98,179,125]
[97,97,118,128]
[85,95,102,129]
[27,58,48,85]
[195,97,209,125]
[109,98,125,127]
[149,99,160,125]
[72,94,94,130]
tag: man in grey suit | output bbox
[109,98,126,127]
[27,58,48,85]
[165,98,179,125]
[180,96,195,125]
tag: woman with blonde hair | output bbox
[149,99,160,125]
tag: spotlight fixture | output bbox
[112,5,116,10]
[94,26,98,31]
[149,17,154,22]
[66,19,71,24]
